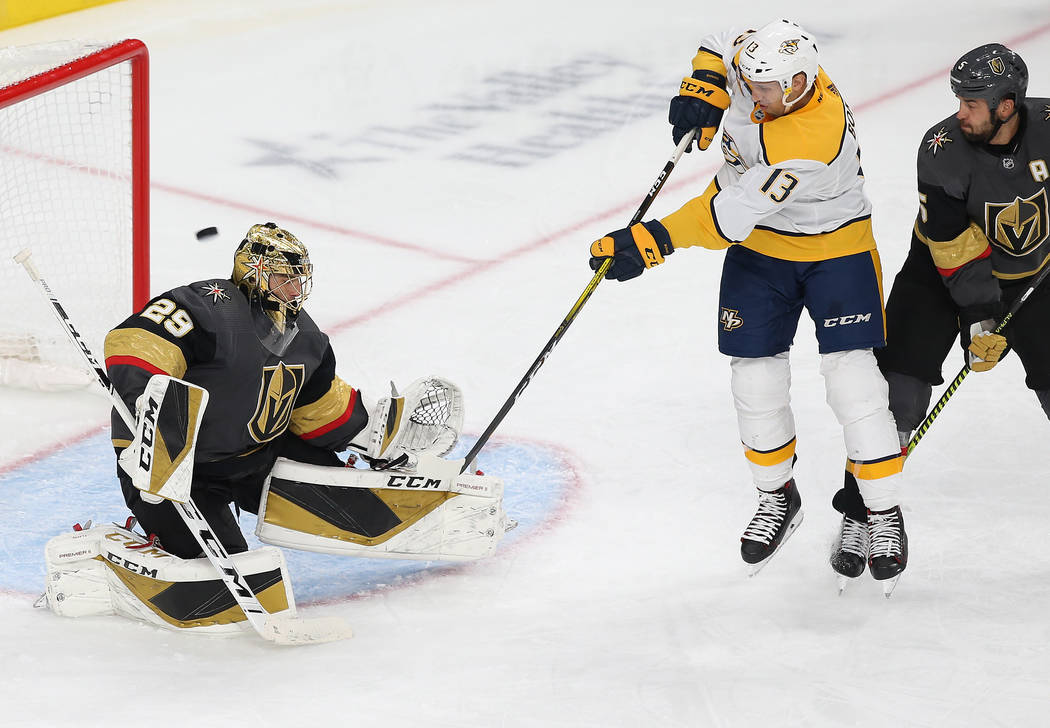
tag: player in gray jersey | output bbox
[833,44,1050,578]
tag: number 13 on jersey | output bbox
[761,169,800,203]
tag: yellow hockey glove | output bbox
[668,50,730,152]
[589,221,674,282]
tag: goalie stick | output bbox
[459,129,699,473]
[14,249,351,645]
[906,257,1050,456]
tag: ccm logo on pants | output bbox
[824,313,872,327]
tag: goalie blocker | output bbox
[118,374,208,504]
[257,457,510,561]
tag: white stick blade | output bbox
[262,614,354,645]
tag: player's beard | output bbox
[960,115,997,144]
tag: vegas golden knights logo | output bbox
[988,57,1006,75]
[984,189,1049,257]
[248,362,305,443]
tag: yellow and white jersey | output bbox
[660,28,877,262]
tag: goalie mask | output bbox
[232,222,313,354]
[737,19,819,113]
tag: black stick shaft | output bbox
[460,130,698,472]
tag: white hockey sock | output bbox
[821,349,904,510]
[731,354,796,490]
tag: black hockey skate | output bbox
[740,479,803,575]
[831,515,869,593]
[867,506,908,597]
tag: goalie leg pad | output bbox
[256,464,508,561]
[44,523,296,635]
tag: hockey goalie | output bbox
[40,223,512,636]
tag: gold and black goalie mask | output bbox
[232,222,314,335]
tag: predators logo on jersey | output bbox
[721,130,747,171]
[249,362,306,443]
[985,189,1049,257]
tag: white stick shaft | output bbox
[14,248,136,427]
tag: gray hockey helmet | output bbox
[949,43,1028,110]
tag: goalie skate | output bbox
[740,479,803,576]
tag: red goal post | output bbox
[0,39,149,390]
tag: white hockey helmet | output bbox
[737,19,819,108]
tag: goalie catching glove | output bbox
[358,376,464,468]
[589,220,674,282]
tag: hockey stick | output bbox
[907,259,1050,455]
[459,129,698,473]
[14,249,351,645]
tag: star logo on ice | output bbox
[199,282,230,304]
[926,127,953,155]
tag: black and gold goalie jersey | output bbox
[104,279,367,464]
[913,98,1050,316]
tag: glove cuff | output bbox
[630,221,674,269]
[640,220,674,258]
[678,76,730,110]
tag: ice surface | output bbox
[2,1,1049,725]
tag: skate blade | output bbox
[745,510,804,578]
[836,574,858,595]
[881,573,903,598]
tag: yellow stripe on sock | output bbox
[847,454,904,481]
[743,437,796,466]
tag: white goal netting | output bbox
[0,40,147,390]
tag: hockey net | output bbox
[0,39,149,390]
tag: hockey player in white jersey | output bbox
[588,19,907,592]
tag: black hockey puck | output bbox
[195,226,219,240]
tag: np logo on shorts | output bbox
[721,308,744,331]
[985,189,1048,256]
[249,362,305,443]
